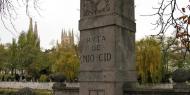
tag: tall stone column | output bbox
[79,0,137,95]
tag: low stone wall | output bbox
[124,88,190,95]
[136,83,173,89]
[0,82,79,90]
[124,83,190,95]
[65,83,79,88]
[0,82,54,90]
[5,82,190,95]
[52,83,176,95]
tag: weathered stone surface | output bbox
[80,82,125,95]
[79,26,114,65]
[79,0,136,31]
[79,0,137,95]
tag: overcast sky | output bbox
[0,0,177,49]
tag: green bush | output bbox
[0,74,4,81]
[39,75,48,82]
[172,68,189,83]
[49,73,66,82]
[4,74,14,81]
[25,75,32,81]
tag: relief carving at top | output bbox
[125,0,134,20]
[83,0,110,17]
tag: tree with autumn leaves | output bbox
[52,43,80,81]
[136,37,162,83]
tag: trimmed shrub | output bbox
[39,75,48,82]
[4,74,14,81]
[49,73,66,82]
[0,74,4,81]
[172,68,189,83]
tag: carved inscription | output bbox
[80,30,112,64]
[81,53,111,63]
[83,0,110,16]
[89,89,105,95]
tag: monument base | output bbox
[80,82,125,95]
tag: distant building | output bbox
[61,29,74,46]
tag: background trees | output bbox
[0,18,80,82]
[0,43,8,74]
[7,39,18,75]
[136,36,190,83]
[136,0,190,83]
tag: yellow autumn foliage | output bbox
[53,44,80,81]
[136,37,162,83]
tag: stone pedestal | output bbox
[173,83,190,90]
[79,0,137,95]
[52,83,79,95]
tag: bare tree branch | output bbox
[151,0,190,57]
[0,0,40,35]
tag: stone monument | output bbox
[79,0,137,95]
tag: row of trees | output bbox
[0,18,80,82]
[1,19,187,83]
[1,21,187,83]
[1,24,186,83]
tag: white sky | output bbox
[0,0,182,49]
